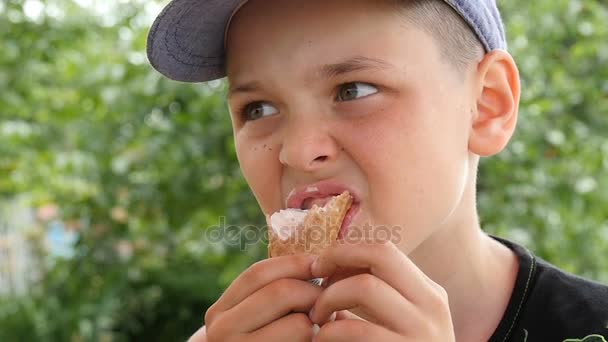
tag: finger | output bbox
[315,319,402,342]
[245,313,314,342]
[218,278,322,333]
[207,254,317,323]
[310,273,421,334]
[335,310,366,321]
[311,239,434,304]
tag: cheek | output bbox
[339,100,470,228]
[336,104,419,217]
[337,104,416,173]
[235,136,280,212]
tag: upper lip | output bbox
[285,180,360,209]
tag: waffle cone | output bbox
[267,191,353,258]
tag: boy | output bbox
[147,0,608,341]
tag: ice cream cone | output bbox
[267,191,353,258]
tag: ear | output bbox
[468,50,521,157]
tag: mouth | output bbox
[338,202,360,240]
[285,180,361,239]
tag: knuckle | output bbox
[288,253,315,270]
[355,273,380,292]
[429,285,449,306]
[424,285,452,321]
[241,259,268,284]
[381,239,398,252]
[204,304,218,326]
[436,286,449,302]
[426,291,443,309]
[370,238,395,254]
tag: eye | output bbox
[337,82,378,102]
[240,101,279,121]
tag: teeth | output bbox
[302,196,334,210]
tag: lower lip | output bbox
[337,203,359,240]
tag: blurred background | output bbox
[0,0,607,341]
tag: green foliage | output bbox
[1,0,264,340]
[0,0,607,341]
[479,0,608,281]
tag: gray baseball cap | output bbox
[147,0,507,83]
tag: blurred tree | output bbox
[0,0,606,341]
[478,0,608,280]
[1,0,263,340]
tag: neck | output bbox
[409,185,519,341]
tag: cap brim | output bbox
[147,0,243,83]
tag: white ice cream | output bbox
[270,208,308,240]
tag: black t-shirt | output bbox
[489,236,608,342]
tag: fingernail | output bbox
[309,307,315,321]
[312,324,320,339]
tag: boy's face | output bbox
[225,0,480,253]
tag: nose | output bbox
[278,115,339,172]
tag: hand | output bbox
[309,239,456,341]
[202,254,323,342]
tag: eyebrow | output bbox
[319,56,396,78]
[227,80,262,99]
[227,56,396,98]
